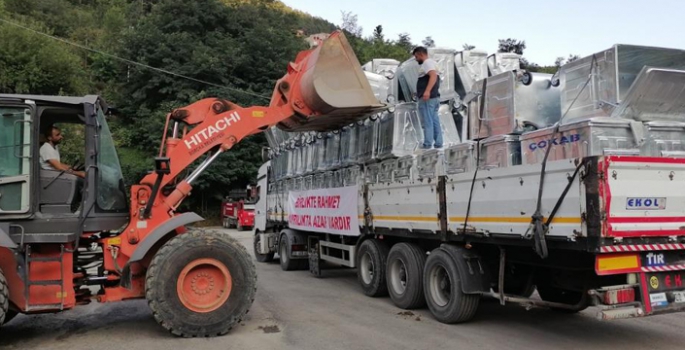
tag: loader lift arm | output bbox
[109,30,382,286]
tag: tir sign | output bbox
[626,197,666,210]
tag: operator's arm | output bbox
[46,159,85,178]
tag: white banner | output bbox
[287,185,361,236]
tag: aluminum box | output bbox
[487,52,521,76]
[611,67,685,123]
[642,121,685,157]
[468,71,561,140]
[438,103,462,147]
[521,117,642,164]
[445,141,478,174]
[375,103,423,160]
[416,149,445,179]
[455,50,489,97]
[480,134,522,169]
[559,44,685,123]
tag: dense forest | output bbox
[0,0,563,218]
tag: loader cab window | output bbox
[95,107,127,212]
[0,107,32,213]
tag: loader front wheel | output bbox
[0,268,9,326]
[146,229,257,337]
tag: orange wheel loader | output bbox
[0,31,383,337]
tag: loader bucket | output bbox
[273,31,385,132]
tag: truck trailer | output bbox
[252,43,685,324]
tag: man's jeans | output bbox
[418,97,442,149]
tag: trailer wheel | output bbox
[356,239,390,297]
[423,248,479,324]
[146,229,257,337]
[253,232,274,263]
[386,243,426,309]
[0,268,8,327]
[279,234,307,271]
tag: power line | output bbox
[0,16,271,101]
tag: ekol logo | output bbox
[184,112,241,149]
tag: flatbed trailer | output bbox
[252,154,685,323]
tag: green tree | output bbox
[422,36,435,47]
[498,38,526,55]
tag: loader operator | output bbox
[413,46,443,149]
[40,125,86,178]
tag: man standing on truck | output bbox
[413,46,442,149]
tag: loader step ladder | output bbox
[23,244,66,312]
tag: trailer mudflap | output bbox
[601,156,685,238]
[440,244,490,294]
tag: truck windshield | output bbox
[96,108,127,211]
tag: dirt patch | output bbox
[396,311,414,317]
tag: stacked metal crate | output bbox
[520,44,685,164]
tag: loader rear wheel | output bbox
[356,239,390,297]
[0,268,8,326]
[386,243,426,309]
[146,229,256,337]
[423,248,479,324]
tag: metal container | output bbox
[416,149,445,179]
[611,67,685,123]
[365,71,392,104]
[340,124,358,166]
[304,143,315,174]
[445,141,478,174]
[323,171,335,188]
[642,121,685,157]
[376,103,423,159]
[559,44,685,123]
[455,50,489,97]
[302,175,313,191]
[521,117,642,165]
[326,131,342,169]
[365,163,380,184]
[487,52,521,76]
[313,138,326,172]
[343,165,362,186]
[379,159,396,183]
[362,58,401,74]
[438,103,461,146]
[480,134,521,169]
[362,58,400,104]
[468,71,561,140]
[356,117,377,163]
[313,173,325,189]
[397,48,458,102]
[393,155,415,180]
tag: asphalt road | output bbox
[2,228,685,350]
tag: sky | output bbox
[281,0,685,66]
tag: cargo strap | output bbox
[528,54,598,259]
[462,79,487,235]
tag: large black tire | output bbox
[356,239,390,297]
[0,268,8,326]
[279,234,308,271]
[423,248,480,324]
[386,243,426,309]
[253,232,275,263]
[146,229,257,337]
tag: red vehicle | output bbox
[222,186,257,231]
[222,200,255,231]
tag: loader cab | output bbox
[0,94,129,245]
